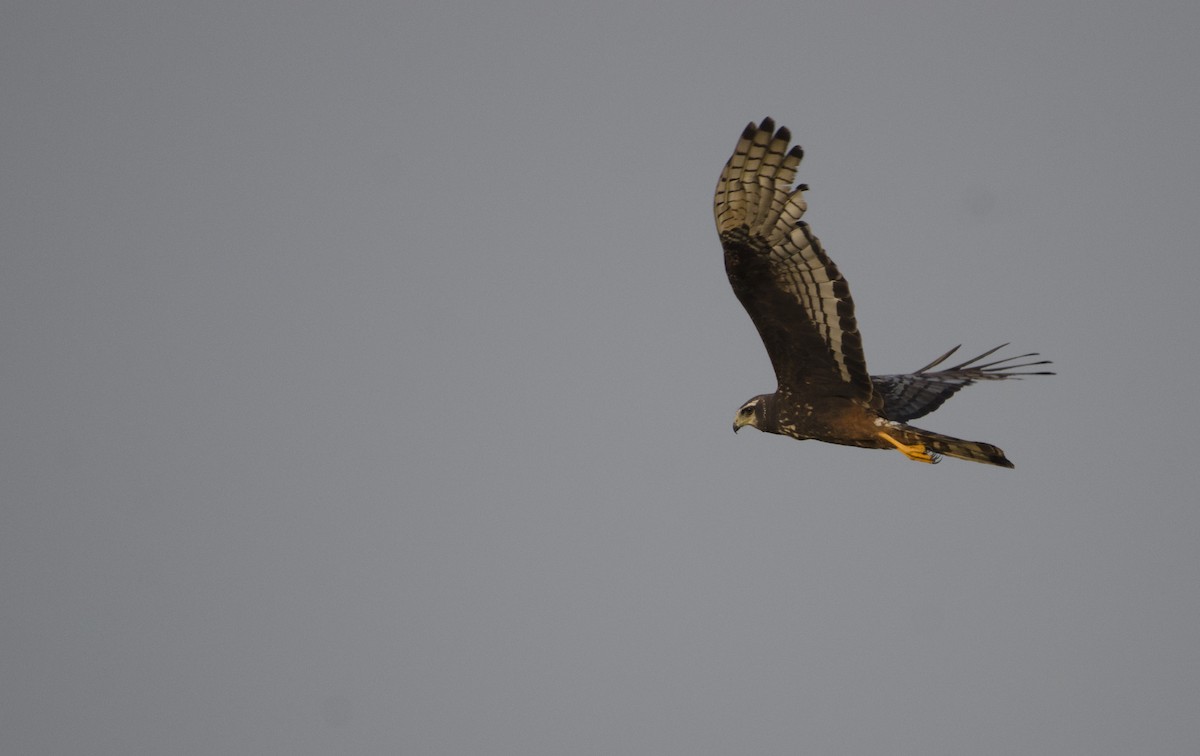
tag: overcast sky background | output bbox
[3,1,1199,754]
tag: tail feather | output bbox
[900,426,1014,468]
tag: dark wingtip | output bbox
[759,116,775,134]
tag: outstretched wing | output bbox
[872,344,1055,422]
[715,118,873,399]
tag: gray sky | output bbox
[3,1,1198,754]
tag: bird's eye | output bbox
[740,406,754,416]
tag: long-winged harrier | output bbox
[716,118,1052,467]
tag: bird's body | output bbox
[717,119,1051,467]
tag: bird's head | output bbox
[732,395,770,433]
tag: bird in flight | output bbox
[716,118,1052,467]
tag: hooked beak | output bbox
[732,422,741,433]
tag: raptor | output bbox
[716,118,1052,467]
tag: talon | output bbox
[878,432,940,464]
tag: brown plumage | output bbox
[717,119,1052,467]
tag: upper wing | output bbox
[714,118,873,399]
[872,344,1055,422]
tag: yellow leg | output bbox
[878,432,939,464]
